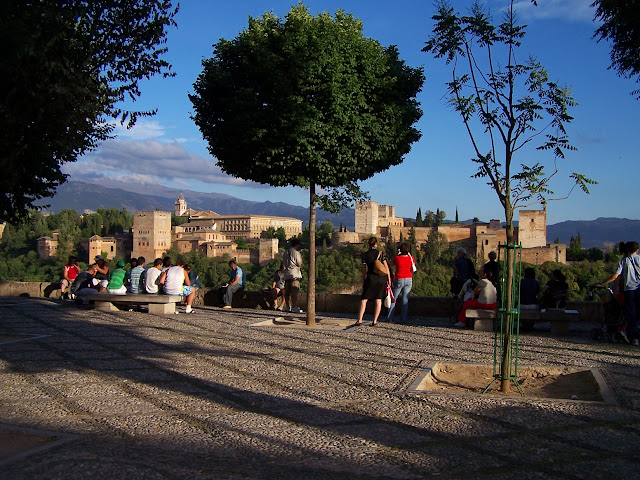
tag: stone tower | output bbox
[132,211,172,260]
[174,193,187,217]
[518,210,547,248]
[355,201,379,235]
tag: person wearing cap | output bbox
[92,255,110,292]
[106,260,128,295]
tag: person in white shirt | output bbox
[158,259,195,313]
[454,267,497,328]
[144,258,163,294]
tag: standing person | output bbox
[354,237,391,327]
[222,260,246,309]
[144,258,163,294]
[386,242,414,323]
[106,260,127,295]
[127,256,146,294]
[159,259,195,313]
[283,238,304,313]
[451,248,473,297]
[600,241,640,346]
[92,255,110,292]
[484,251,499,285]
[60,256,80,299]
[454,266,497,328]
[270,263,286,310]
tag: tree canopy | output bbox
[592,0,640,99]
[191,4,423,195]
[0,0,178,221]
[190,4,424,324]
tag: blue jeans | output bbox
[387,278,412,322]
[224,284,244,306]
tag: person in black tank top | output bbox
[353,237,391,327]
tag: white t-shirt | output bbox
[164,266,185,295]
[478,278,497,304]
[145,267,162,294]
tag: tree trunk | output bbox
[306,183,316,327]
[500,204,515,393]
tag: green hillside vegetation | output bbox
[0,211,622,300]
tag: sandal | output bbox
[350,322,363,328]
[370,321,378,327]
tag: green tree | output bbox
[568,233,584,261]
[435,208,446,226]
[423,230,449,270]
[275,227,288,249]
[172,215,189,227]
[424,210,435,227]
[455,206,459,223]
[408,227,418,258]
[415,208,423,227]
[592,0,640,99]
[0,1,178,221]
[424,0,594,392]
[190,4,424,325]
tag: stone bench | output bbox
[467,308,580,335]
[81,293,183,314]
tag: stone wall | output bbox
[521,243,567,265]
[0,280,603,321]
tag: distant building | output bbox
[343,200,566,265]
[132,211,172,261]
[37,230,60,259]
[174,193,187,217]
[173,194,302,242]
[85,234,132,262]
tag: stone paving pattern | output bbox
[1,297,639,479]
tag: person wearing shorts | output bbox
[283,238,303,313]
[158,259,195,313]
[61,256,80,299]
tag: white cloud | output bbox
[64,139,264,188]
[111,119,166,140]
[511,0,596,23]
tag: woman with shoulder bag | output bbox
[354,237,391,327]
[387,242,415,323]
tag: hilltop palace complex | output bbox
[37,194,303,266]
[37,196,565,266]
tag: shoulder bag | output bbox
[373,251,389,276]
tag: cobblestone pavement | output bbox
[1,297,640,479]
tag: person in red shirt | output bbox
[61,256,80,299]
[387,242,415,323]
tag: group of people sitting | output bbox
[450,247,571,329]
[60,255,201,313]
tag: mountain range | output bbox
[39,180,638,248]
[38,180,355,228]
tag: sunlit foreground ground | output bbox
[1,297,639,479]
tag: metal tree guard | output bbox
[484,243,523,395]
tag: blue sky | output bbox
[64,0,639,225]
